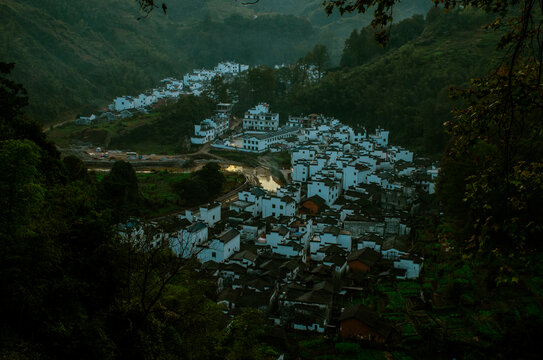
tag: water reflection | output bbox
[258,174,280,192]
[90,163,282,192]
[223,164,281,192]
[225,165,243,172]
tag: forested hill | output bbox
[0,0,430,124]
[282,7,502,154]
[1,0,188,123]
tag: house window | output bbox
[272,204,276,208]
[212,252,216,258]
[280,205,284,210]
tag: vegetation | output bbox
[170,162,244,208]
[0,62,276,360]
[92,166,244,218]
[2,0,543,358]
[45,8,501,156]
[110,95,215,153]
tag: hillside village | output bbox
[120,109,439,344]
[74,61,249,125]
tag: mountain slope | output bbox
[1,0,190,123]
[280,7,503,154]
[1,0,431,124]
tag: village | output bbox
[119,102,440,346]
[73,61,249,125]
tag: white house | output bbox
[191,116,230,145]
[199,201,221,227]
[243,103,279,131]
[265,225,290,248]
[191,124,215,144]
[320,226,352,252]
[292,161,310,183]
[170,221,208,258]
[262,195,296,218]
[291,147,317,165]
[198,228,240,263]
[214,61,249,75]
[276,240,304,258]
[75,114,96,125]
[230,186,266,217]
[307,178,341,206]
[389,146,414,163]
[112,96,135,111]
[393,256,423,279]
[276,184,302,204]
[369,128,389,147]
[133,93,157,108]
[357,233,384,252]
[242,127,299,153]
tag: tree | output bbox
[303,44,331,78]
[204,74,230,102]
[100,161,141,220]
[222,309,277,360]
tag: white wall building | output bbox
[292,161,310,183]
[291,147,317,165]
[230,186,267,217]
[243,103,279,131]
[276,184,302,204]
[262,195,296,218]
[113,96,135,111]
[320,226,352,252]
[394,256,423,279]
[170,222,208,258]
[198,228,241,263]
[307,178,341,206]
[242,127,299,153]
[199,202,221,227]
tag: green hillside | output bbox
[0,0,431,125]
[1,0,188,123]
[48,8,504,156]
[281,7,503,154]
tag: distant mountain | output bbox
[1,0,188,123]
[0,0,431,124]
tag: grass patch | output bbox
[93,169,243,219]
[137,171,191,203]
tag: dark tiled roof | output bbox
[271,225,289,236]
[304,195,326,208]
[323,254,347,267]
[281,195,296,204]
[296,290,333,305]
[339,303,396,339]
[347,248,381,266]
[202,201,221,209]
[218,228,240,243]
[323,226,341,236]
[319,244,346,256]
[231,249,257,262]
[382,236,410,252]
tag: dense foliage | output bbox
[190,8,498,155]
[110,95,215,153]
[1,0,432,124]
[0,63,275,360]
[171,163,226,207]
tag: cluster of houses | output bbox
[120,116,439,344]
[75,61,248,125]
[190,103,233,144]
[209,102,300,152]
